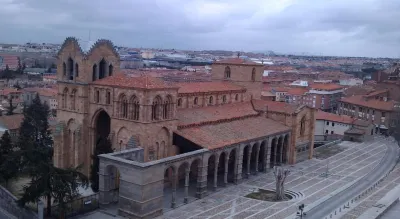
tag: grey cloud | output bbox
[1,0,400,57]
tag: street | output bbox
[305,138,399,219]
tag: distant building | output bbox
[305,83,344,112]
[0,114,24,140]
[315,110,354,136]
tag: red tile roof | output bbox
[176,116,290,149]
[252,99,301,114]
[287,87,308,95]
[177,82,245,94]
[0,114,23,130]
[309,83,343,91]
[91,74,178,89]
[0,88,22,96]
[214,58,263,66]
[177,101,258,127]
[316,110,354,124]
[340,95,397,111]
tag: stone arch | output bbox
[227,148,237,183]
[70,89,77,110]
[163,95,173,119]
[152,95,162,121]
[194,97,199,105]
[129,95,140,120]
[250,142,259,173]
[207,154,217,189]
[67,57,74,80]
[242,144,251,178]
[222,95,227,103]
[118,93,128,118]
[92,64,97,81]
[92,109,111,148]
[251,67,256,81]
[62,87,68,109]
[163,165,177,208]
[283,135,289,164]
[157,127,170,158]
[99,58,107,79]
[116,127,129,151]
[300,115,306,136]
[75,62,79,78]
[258,140,267,172]
[224,66,231,78]
[108,64,113,76]
[277,136,284,166]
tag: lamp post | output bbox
[297,204,306,219]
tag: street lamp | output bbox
[297,204,306,219]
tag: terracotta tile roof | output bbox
[176,116,290,149]
[177,101,258,127]
[286,87,308,95]
[316,110,354,124]
[343,85,376,96]
[37,88,57,97]
[91,74,178,89]
[177,82,245,94]
[340,95,397,111]
[352,119,370,127]
[309,83,343,91]
[364,89,388,97]
[0,88,22,96]
[270,87,289,92]
[214,58,263,66]
[0,114,23,130]
[252,99,300,114]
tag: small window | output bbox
[95,90,100,103]
[224,66,231,79]
[194,97,198,105]
[251,68,256,81]
[382,112,386,117]
[235,94,239,101]
[331,131,334,134]
[177,98,182,107]
[325,130,328,134]
[209,96,213,105]
[222,95,227,103]
[326,121,329,125]
[106,91,111,104]
[332,123,335,127]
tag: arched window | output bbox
[71,89,77,110]
[62,88,68,108]
[224,66,231,79]
[152,96,162,121]
[194,97,198,105]
[300,116,306,136]
[95,90,100,103]
[63,62,66,76]
[99,59,106,79]
[106,91,111,104]
[251,68,256,81]
[67,58,74,80]
[177,98,182,107]
[92,64,97,81]
[109,64,113,76]
[235,94,239,101]
[75,63,79,78]
[130,95,140,121]
[119,94,128,118]
[209,96,214,105]
[163,95,172,119]
[222,95,227,103]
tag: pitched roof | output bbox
[340,95,396,111]
[214,58,263,66]
[177,101,258,127]
[0,114,23,130]
[91,74,178,89]
[176,116,290,149]
[309,83,343,91]
[0,88,22,96]
[252,99,301,114]
[287,87,308,95]
[316,110,354,124]
[177,82,245,94]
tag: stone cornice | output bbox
[178,89,246,97]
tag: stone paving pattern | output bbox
[158,139,389,219]
[339,164,400,219]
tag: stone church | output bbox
[53,37,315,218]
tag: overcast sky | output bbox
[1,0,400,58]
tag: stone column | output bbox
[224,158,228,186]
[273,139,278,167]
[171,170,177,208]
[255,145,260,174]
[279,138,284,166]
[265,138,272,171]
[234,149,242,184]
[246,148,252,178]
[196,161,208,199]
[184,169,190,204]
[213,159,219,191]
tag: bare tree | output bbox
[273,166,290,201]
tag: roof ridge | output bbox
[177,114,259,130]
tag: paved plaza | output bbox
[76,138,392,219]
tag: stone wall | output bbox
[0,185,38,219]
